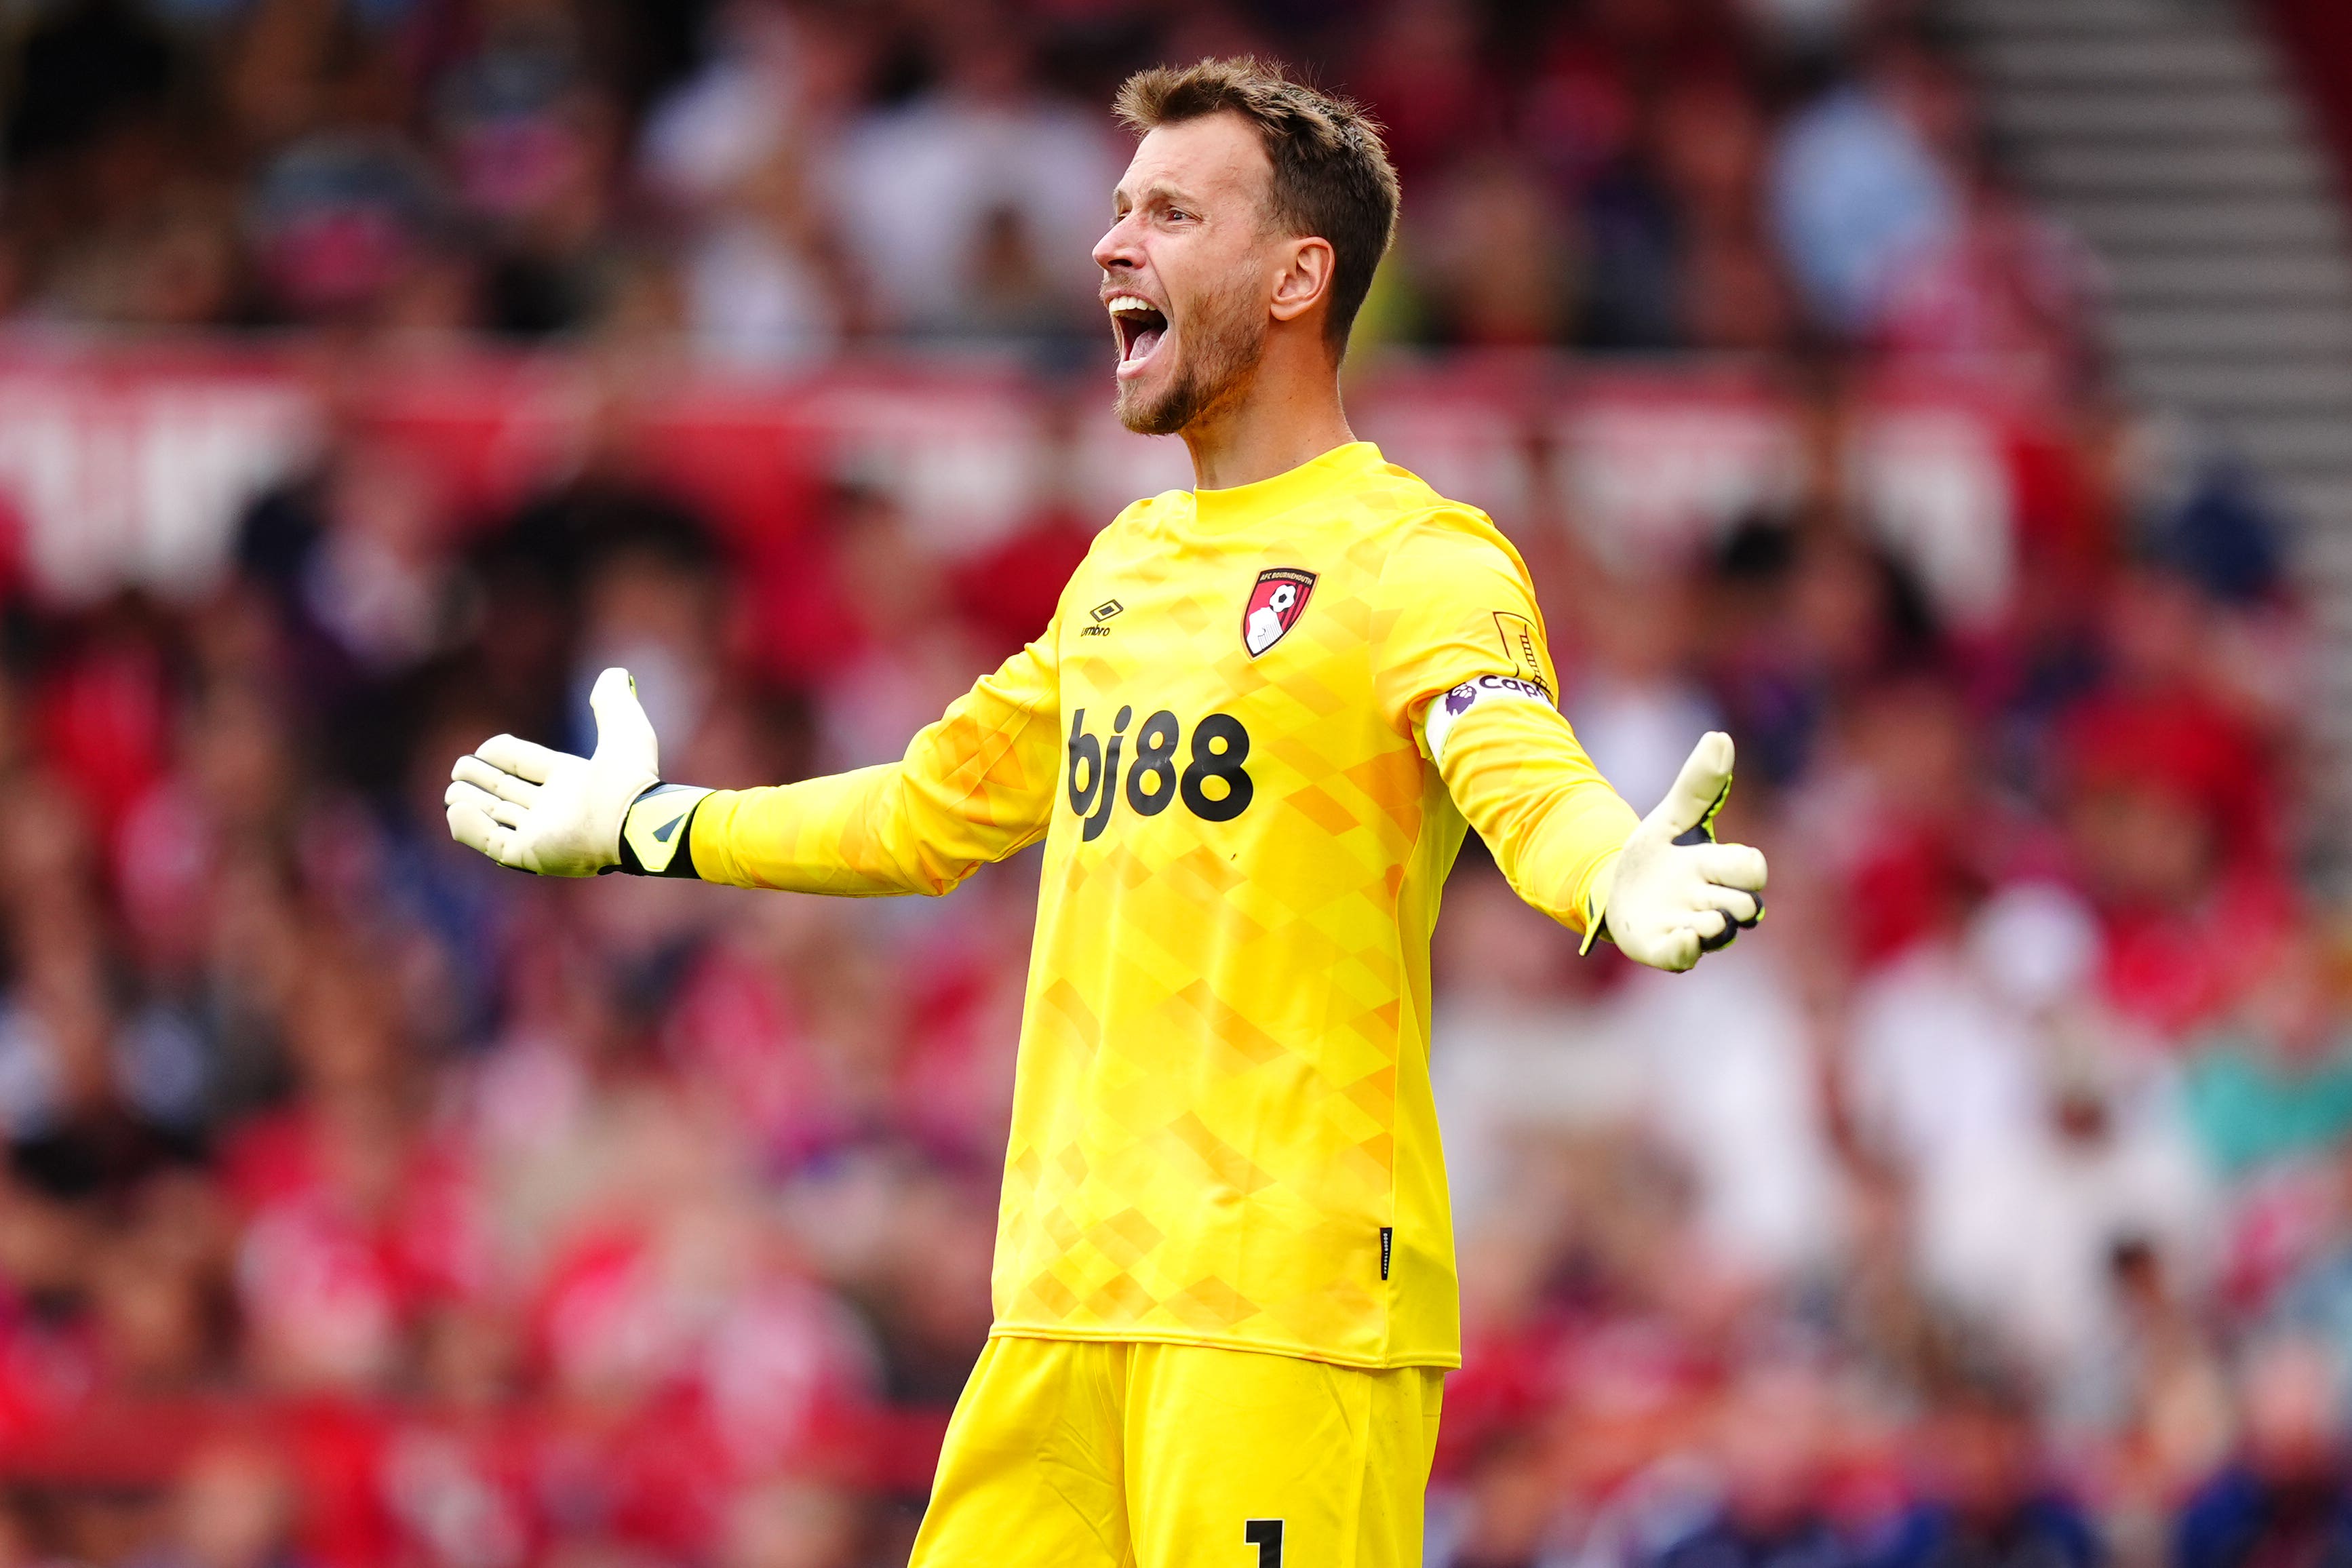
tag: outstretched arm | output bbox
[1371,511,1763,973]
[446,629,1063,897]
[1428,692,1766,971]
[686,635,1061,895]
[1422,682,1636,940]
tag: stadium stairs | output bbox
[1936,0,2352,878]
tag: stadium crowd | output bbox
[0,1,2338,1567]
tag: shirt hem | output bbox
[986,1321,1462,1372]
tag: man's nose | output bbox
[1093,215,1140,273]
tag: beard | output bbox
[1114,274,1268,437]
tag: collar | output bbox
[1188,441,1386,528]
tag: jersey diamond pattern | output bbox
[684,442,1636,1369]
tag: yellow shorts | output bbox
[907,1336,1445,1568]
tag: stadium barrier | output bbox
[0,337,2056,640]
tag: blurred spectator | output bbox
[1844,884,2099,1245]
[1566,569,1723,819]
[1651,76,1795,354]
[2175,1338,2352,1568]
[1345,0,1499,182]
[805,488,989,772]
[1869,172,2101,397]
[2183,936,2352,1181]
[149,1439,307,1568]
[2058,570,2296,1041]
[2075,1238,2232,1525]
[637,3,864,361]
[1412,158,1581,349]
[1915,1028,2212,1384]
[0,3,2332,1563]
[1768,45,1964,338]
[431,2,623,337]
[1872,1371,2101,1568]
[678,144,846,367]
[1431,860,1636,1238]
[1626,1363,1858,1568]
[827,12,1112,342]
[237,433,471,754]
[719,1481,864,1568]
[247,136,453,327]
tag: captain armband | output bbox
[1417,673,1559,765]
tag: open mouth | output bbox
[1108,294,1167,369]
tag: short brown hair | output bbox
[1114,57,1400,355]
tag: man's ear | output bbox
[1268,236,1335,326]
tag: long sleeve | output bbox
[1431,697,1638,936]
[688,627,1063,896]
[1367,508,1639,939]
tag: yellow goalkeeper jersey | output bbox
[687,441,1637,1368]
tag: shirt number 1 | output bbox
[1245,1518,1284,1567]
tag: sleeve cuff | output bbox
[1576,852,1622,956]
[618,784,713,877]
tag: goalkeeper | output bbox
[447,56,1764,1568]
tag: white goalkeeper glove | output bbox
[1592,731,1767,972]
[444,667,709,877]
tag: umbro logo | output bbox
[1081,598,1123,638]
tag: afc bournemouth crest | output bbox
[1243,567,1316,656]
